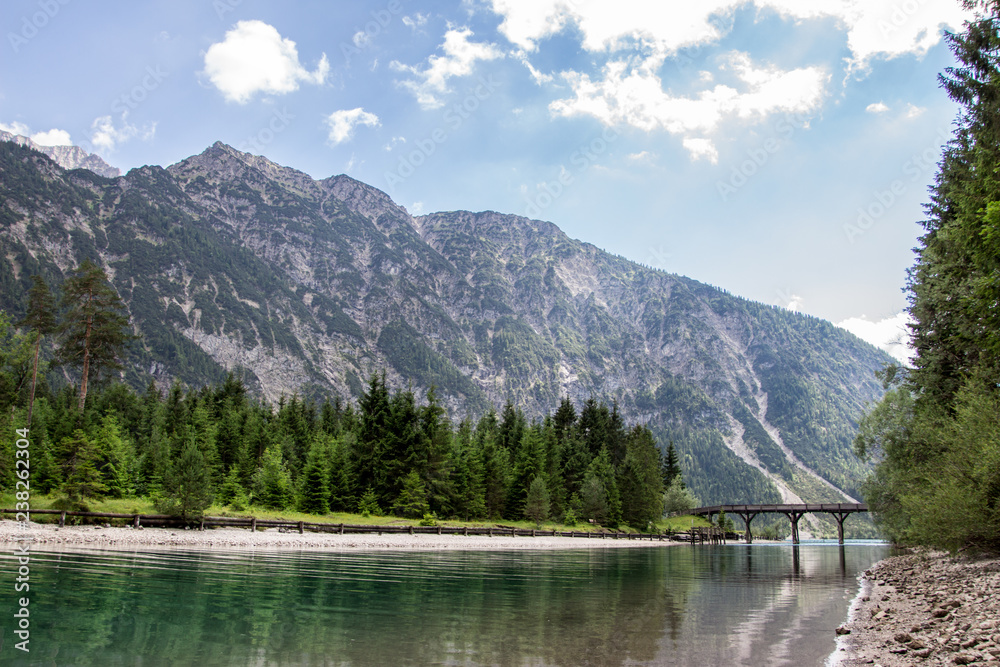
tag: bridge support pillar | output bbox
[783,511,806,544]
[734,511,759,544]
[829,512,849,545]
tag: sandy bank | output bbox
[0,519,681,552]
[835,549,1000,666]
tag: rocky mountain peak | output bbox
[0,129,120,178]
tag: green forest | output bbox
[855,2,1000,551]
[0,267,679,529]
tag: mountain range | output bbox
[0,138,891,520]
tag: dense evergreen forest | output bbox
[855,1,1000,551]
[0,295,677,528]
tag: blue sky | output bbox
[0,0,977,362]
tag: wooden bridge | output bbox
[688,503,869,544]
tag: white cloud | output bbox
[325,108,381,146]
[383,136,406,151]
[30,129,72,146]
[410,201,425,214]
[783,293,804,312]
[866,101,889,113]
[0,122,73,146]
[904,103,925,118]
[90,115,155,152]
[627,150,654,161]
[549,51,828,157]
[490,0,972,65]
[682,138,717,163]
[391,28,502,109]
[0,121,31,136]
[402,13,429,30]
[836,312,913,365]
[761,0,974,69]
[203,20,329,104]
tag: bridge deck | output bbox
[687,503,868,544]
[690,503,868,515]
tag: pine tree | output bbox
[20,275,56,427]
[57,260,134,411]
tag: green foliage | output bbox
[157,438,214,520]
[524,475,550,525]
[57,429,108,501]
[663,477,698,515]
[856,7,1000,551]
[57,260,134,410]
[391,470,430,518]
[253,446,293,510]
[219,467,250,511]
[357,486,381,517]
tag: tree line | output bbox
[855,1,1000,551]
[0,263,692,528]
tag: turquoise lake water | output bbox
[0,541,891,666]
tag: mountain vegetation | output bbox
[0,126,892,517]
[855,1,1000,551]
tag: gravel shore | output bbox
[0,519,679,551]
[835,549,1000,666]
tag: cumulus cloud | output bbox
[0,122,73,145]
[836,312,914,365]
[391,28,502,108]
[489,0,969,157]
[325,108,381,146]
[904,103,926,118]
[489,0,971,65]
[866,101,889,113]
[90,115,155,152]
[549,50,828,157]
[0,121,31,136]
[402,13,429,30]
[682,138,717,163]
[29,129,72,146]
[203,20,329,104]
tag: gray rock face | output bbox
[0,129,120,177]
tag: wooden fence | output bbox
[1,508,687,542]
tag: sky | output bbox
[0,1,979,364]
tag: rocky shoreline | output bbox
[835,549,1000,666]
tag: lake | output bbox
[0,541,891,666]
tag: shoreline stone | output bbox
[835,548,1000,666]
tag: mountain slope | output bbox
[0,139,891,510]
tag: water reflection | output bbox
[0,542,889,666]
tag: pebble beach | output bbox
[0,518,679,551]
[836,549,1000,666]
